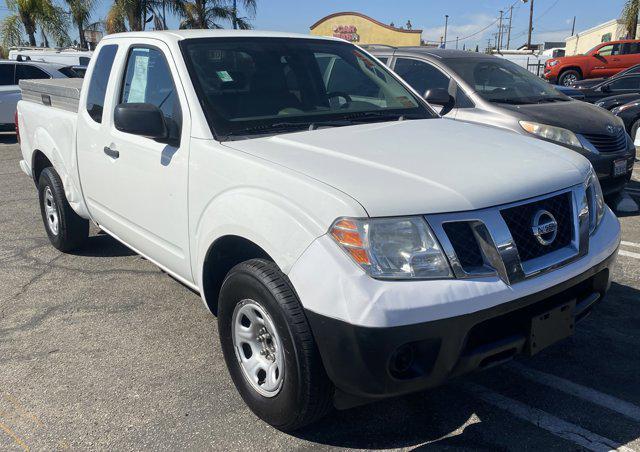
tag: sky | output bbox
[0,0,634,50]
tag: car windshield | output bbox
[180,37,435,139]
[443,57,569,105]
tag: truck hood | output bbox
[223,119,590,217]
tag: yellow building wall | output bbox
[565,20,640,56]
[311,14,421,47]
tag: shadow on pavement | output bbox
[67,233,137,258]
[0,133,17,144]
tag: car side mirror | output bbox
[114,103,168,141]
[601,84,611,93]
[424,88,455,115]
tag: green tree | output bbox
[1,0,69,48]
[230,0,256,30]
[174,0,256,30]
[65,0,98,49]
[622,0,639,39]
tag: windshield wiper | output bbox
[220,120,354,141]
[534,96,570,103]
[489,98,537,105]
[344,111,428,123]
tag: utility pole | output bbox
[506,5,514,49]
[498,10,504,50]
[571,16,576,36]
[443,15,449,49]
[456,36,459,49]
[526,0,534,49]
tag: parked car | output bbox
[0,60,80,131]
[544,40,640,86]
[611,99,640,139]
[570,63,640,89]
[17,30,621,431]
[367,47,635,197]
[594,93,640,110]
[554,84,586,100]
[565,68,640,104]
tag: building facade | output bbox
[310,12,422,47]
[566,19,640,56]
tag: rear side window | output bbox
[15,65,50,82]
[622,43,640,55]
[86,44,118,123]
[394,58,449,95]
[608,76,640,90]
[0,64,15,85]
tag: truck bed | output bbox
[19,78,83,113]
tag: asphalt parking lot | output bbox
[1,134,640,451]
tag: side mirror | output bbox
[114,103,168,140]
[601,84,611,93]
[424,88,455,115]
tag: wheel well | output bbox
[560,67,582,77]
[201,235,273,315]
[31,150,52,184]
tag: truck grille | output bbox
[442,222,484,269]
[500,192,573,262]
[582,129,627,153]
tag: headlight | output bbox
[520,121,582,148]
[585,169,605,234]
[329,217,452,279]
[612,102,638,114]
[548,60,559,67]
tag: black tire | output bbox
[558,69,581,86]
[38,167,89,252]
[218,259,333,431]
[631,119,640,142]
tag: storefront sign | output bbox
[333,25,360,42]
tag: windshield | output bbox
[443,57,569,105]
[180,38,435,139]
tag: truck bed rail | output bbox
[19,78,83,113]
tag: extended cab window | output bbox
[180,37,433,139]
[15,65,49,82]
[120,47,181,140]
[0,64,15,85]
[86,44,118,123]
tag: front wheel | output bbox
[559,69,581,86]
[218,259,333,431]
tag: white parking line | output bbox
[507,362,640,423]
[621,241,640,249]
[462,383,635,452]
[619,250,640,260]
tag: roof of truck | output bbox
[102,29,341,43]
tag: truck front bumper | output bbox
[289,208,621,405]
[305,249,615,404]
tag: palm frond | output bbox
[0,15,24,47]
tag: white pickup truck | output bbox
[17,30,621,431]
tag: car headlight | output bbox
[585,169,605,235]
[520,121,582,148]
[329,217,452,279]
[548,60,559,67]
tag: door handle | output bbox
[103,146,119,159]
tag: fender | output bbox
[20,101,90,219]
[192,185,353,292]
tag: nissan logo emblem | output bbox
[531,209,558,246]
[606,124,618,135]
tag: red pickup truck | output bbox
[544,39,640,86]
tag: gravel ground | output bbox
[1,134,640,451]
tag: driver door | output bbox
[592,43,622,78]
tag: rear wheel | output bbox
[218,259,333,431]
[559,69,581,86]
[37,167,89,251]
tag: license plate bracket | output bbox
[527,300,576,356]
[613,159,627,177]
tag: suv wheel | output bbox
[559,69,581,86]
[218,259,333,431]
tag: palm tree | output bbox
[65,0,98,49]
[622,0,640,39]
[106,0,178,33]
[1,0,68,48]
[230,0,256,30]
[175,0,256,30]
